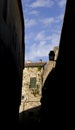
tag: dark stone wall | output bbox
[0,0,24,129]
[40,0,75,128]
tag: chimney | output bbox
[39,59,42,62]
[49,50,55,61]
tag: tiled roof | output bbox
[25,62,47,67]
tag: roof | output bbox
[25,62,47,67]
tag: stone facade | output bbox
[43,61,56,84]
[53,46,59,61]
[43,46,59,84]
[19,46,59,113]
[19,61,46,112]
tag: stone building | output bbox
[43,46,59,84]
[19,46,59,112]
[19,60,46,112]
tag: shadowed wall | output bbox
[41,0,75,128]
[0,0,24,129]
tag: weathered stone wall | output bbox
[19,62,56,112]
[53,46,59,61]
[43,46,59,84]
[19,47,59,113]
[19,66,43,112]
[43,61,56,84]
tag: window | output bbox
[30,77,36,89]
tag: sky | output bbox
[22,0,66,62]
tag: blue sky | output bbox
[22,0,66,62]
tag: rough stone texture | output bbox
[42,46,59,84]
[43,61,56,84]
[53,46,59,61]
[19,61,56,113]
[19,47,59,113]
[19,65,43,112]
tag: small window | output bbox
[30,77,36,89]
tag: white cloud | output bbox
[25,19,37,28]
[34,29,60,43]
[25,32,34,42]
[29,10,39,15]
[39,14,64,29]
[40,17,54,26]
[25,32,60,61]
[57,14,64,21]
[57,0,66,8]
[30,0,54,8]
[35,31,45,41]
[41,14,64,25]
[25,41,50,61]
[55,14,64,23]
[50,34,60,45]
[22,0,65,61]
